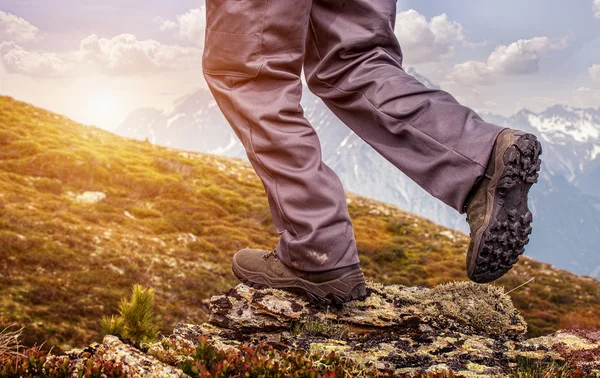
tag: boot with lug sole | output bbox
[464,128,542,283]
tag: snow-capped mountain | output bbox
[116,74,600,278]
[118,89,245,158]
[486,106,600,200]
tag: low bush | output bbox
[0,346,125,378]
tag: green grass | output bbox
[1,95,600,353]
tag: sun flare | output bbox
[83,87,128,129]
[89,90,118,117]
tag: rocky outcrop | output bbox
[175,281,600,377]
[64,281,600,377]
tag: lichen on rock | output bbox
[51,281,600,377]
[87,335,187,377]
[189,281,598,377]
[209,280,526,338]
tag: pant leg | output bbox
[304,0,504,212]
[202,0,359,272]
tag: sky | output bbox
[1,0,600,131]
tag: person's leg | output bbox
[303,0,503,212]
[304,0,541,283]
[202,0,361,276]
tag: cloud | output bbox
[1,34,202,77]
[590,64,600,82]
[574,87,600,108]
[177,8,206,46]
[0,10,38,43]
[0,41,66,76]
[156,7,206,47]
[394,10,476,64]
[77,34,203,75]
[449,37,569,85]
[594,0,600,18]
[153,17,177,32]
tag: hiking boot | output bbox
[464,129,542,284]
[232,248,368,305]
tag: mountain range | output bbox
[116,71,600,278]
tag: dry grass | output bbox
[0,325,23,357]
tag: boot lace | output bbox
[262,249,278,261]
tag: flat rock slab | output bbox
[209,281,526,339]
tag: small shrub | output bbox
[100,284,159,344]
[0,345,126,378]
[100,316,125,340]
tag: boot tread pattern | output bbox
[471,133,542,283]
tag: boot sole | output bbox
[468,133,542,283]
[232,256,368,306]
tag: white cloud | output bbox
[590,64,600,82]
[574,87,600,108]
[156,7,206,47]
[0,10,38,43]
[0,41,66,76]
[77,34,203,75]
[449,37,569,85]
[394,10,475,64]
[177,8,206,46]
[594,0,600,18]
[153,17,177,32]
[1,34,202,77]
[449,60,494,86]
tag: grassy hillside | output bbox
[1,95,600,352]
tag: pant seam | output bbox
[248,124,300,239]
[259,0,269,56]
[308,17,323,61]
[225,78,300,241]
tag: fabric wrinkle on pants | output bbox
[202,0,504,273]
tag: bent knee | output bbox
[202,31,264,79]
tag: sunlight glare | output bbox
[90,90,117,116]
[84,87,126,130]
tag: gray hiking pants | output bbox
[202,0,504,272]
